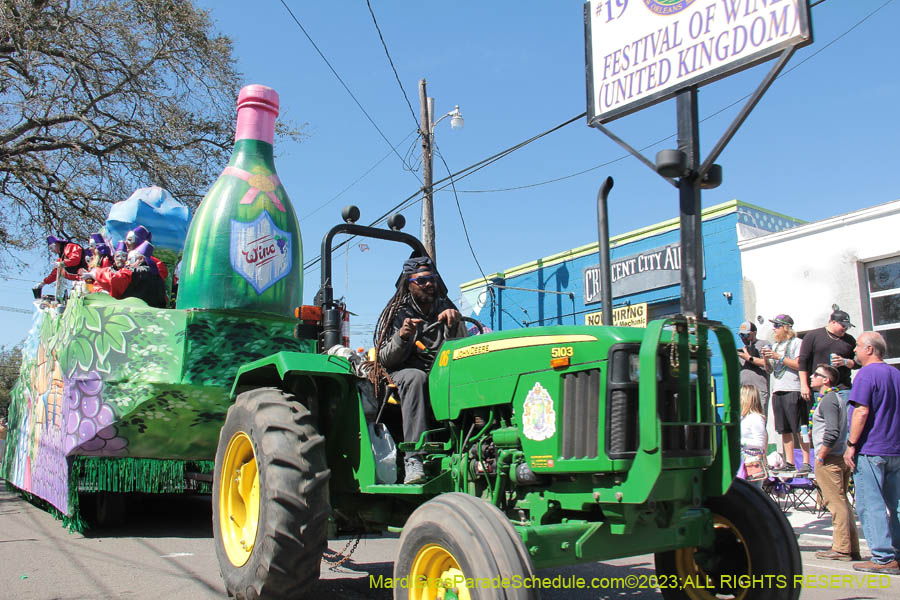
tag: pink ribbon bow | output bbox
[222,166,285,212]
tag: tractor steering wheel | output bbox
[417,316,485,353]
[419,319,450,352]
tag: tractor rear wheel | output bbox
[394,493,538,600]
[654,478,801,600]
[212,387,330,600]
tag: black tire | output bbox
[394,493,538,600]
[212,387,331,600]
[654,478,801,600]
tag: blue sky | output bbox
[1,0,898,350]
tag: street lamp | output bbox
[433,105,464,132]
[419,78,464,261]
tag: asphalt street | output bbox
[1,480,897,599]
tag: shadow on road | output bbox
[82,493,213,539]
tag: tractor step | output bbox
[364,471,451,494]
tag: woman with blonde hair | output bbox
[740,384,769,483]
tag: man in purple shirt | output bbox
[843,331,900,574]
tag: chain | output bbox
[668,315,700,369]
[669,328,680,370]
[686,314,699,353]
[322,534,363,571]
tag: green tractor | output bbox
[212,207,801,600]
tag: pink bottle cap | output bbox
[235,84,279,145]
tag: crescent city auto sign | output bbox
[584,0,811,123]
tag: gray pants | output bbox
[390,368,431,456]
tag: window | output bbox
[866,257,900,364]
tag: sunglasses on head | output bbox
[408,274,436,286]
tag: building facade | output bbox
[739,200,900,366]
[458,200,805,397]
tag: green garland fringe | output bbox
[73,456,215,494]
[5,480,87,533]
[3,457,215,534]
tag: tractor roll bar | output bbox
[315,208,429,350]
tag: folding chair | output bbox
[782,477,818,512]
[763,477,791,512]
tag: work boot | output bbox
[852,560,900,575]
[403,456,426,484]
[815,550,861,561]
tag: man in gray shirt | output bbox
[812,363,860,561]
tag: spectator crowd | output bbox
[737,310,900,574]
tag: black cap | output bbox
[769,314,794,327]
[829,310,854,328]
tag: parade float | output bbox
[0,84,308,529]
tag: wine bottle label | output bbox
[230,212,293,294]
[222,166,285,212]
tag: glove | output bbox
[32,284,43,299]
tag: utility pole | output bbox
[419,78,436,260]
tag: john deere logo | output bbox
[643,0,696,15]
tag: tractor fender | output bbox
[230,351,355,396]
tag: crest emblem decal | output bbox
[522,382,557,441]
[643,0,696,16]
[230,212,292,294]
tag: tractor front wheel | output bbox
[212,387,330,600]
[394,493,538,600]
[654,478,801,600]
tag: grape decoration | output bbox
[63,370,128,455]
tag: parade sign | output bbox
[585,0,812,123]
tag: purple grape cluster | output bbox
[276,235,286,254]
[63,370,128,455]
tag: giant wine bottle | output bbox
[176,85,302,315]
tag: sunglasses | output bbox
[812,372,829,379]
[409,274,436,286]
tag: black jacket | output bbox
[378,295,466,372]
[121,266,167,308]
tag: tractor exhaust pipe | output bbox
[596,177,614,326]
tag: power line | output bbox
[299,129,417,222]
[0,306,31,314]
[277,0,421,182]
[365,0,420,130]
[302,112,587,272]
[456,0,886,195]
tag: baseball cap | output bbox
[830,310,855,328]
[738,321,756,334]
[769,314,794,327]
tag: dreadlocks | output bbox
[370,279,409,397]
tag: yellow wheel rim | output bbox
[219,431,260,567]
[408,544,471,600]
[674,515,750,600]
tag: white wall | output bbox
[739,200,900,339]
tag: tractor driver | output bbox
[374,256,466,484]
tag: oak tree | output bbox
[0,0,258,271]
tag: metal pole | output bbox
[596,177,614,326]
[676,88,704,317]
[419,79,436,260]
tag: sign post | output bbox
[584,0,812,316]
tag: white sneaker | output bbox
[404,456,426,484]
